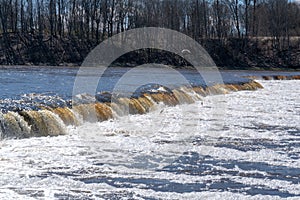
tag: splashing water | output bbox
[0,80,262,139]
[0,80,299,199]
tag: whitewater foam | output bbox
[0,80,299,199]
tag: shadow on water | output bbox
[76,152,299,197]
[35,151,300,198]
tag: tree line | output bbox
[1,0,299,39]
[0,0,299,66]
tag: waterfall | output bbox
[0,110,66,139]
[0,81,265,140]
[246,75,300,80]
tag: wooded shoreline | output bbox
[0,34,299,70]
[0,0,299,70]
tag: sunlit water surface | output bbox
[0,79,299,199]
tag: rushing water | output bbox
[0,66,298,112]
[0,66,300,199]
[1,66,299,100]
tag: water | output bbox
[0,66,250,112]
[0,66,300,199]
[1,65,297,112]
[1,66,298,100]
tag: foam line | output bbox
[0,80,265,139]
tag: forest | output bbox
[0,0,299,69]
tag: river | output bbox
[0,66,299,199]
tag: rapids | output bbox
[0,80,299,199]
[0,81,263,139]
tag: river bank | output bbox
[1,33,299,70]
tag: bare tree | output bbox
[0,0,299,50]
[268,0,289,49]
[226,0,241,38]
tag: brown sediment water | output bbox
[17,110,66,137]
[246,75,300,81]
[53,107,79,126]
[0,80,269,140]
